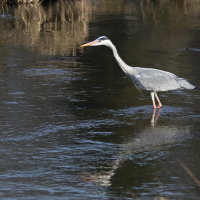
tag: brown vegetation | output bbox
[1,0,41,5]
[7,0,93,56]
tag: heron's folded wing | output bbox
[134,69,186,92]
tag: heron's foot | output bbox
[156,103,162,109]
[153,105,162,109]
[156,105,162,109]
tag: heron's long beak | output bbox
[80,41,97,47]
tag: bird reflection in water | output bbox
[151,108,162,125]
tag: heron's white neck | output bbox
[108,42,132,76]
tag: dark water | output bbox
[0,0,200,199]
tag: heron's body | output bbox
[80,36,195,109]
[125,67,194,92]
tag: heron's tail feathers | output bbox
[180,78,195,90]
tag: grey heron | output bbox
[80,36,195,109]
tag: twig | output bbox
[126,188,138,199]
[178,160,200,187]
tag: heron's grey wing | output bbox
[134,68,194,92]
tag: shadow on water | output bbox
[0,0,200,199]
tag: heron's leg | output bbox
[150,92,156,109]
[154,92,162,108]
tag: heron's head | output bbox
[80,36,110,47]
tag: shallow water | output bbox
[0,0,200,199]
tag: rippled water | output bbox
[0,0,200,199]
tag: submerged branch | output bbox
[178,160,200,187]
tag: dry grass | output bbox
[9,0,93,56]
[1,0,41,5]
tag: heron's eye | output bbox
[99,40,101,42]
